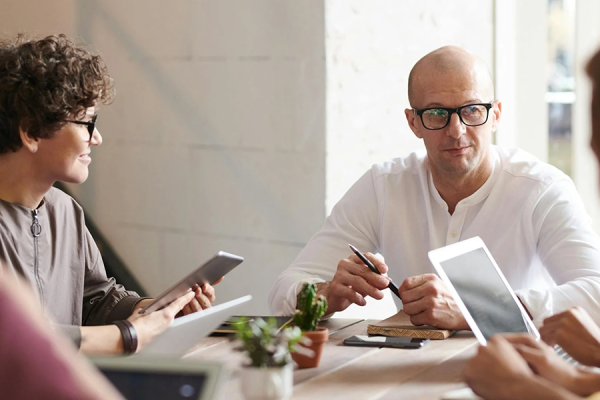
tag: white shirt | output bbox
[268,146,600,325]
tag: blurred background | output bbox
[2,0,599,317]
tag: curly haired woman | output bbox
[0,34,216,355]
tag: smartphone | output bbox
[343,335,430,349]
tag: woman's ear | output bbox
[19,126,39,153]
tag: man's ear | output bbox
[19,126,39,153]
[405,108,423,139]
[491,100,502,133]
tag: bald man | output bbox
[269,46,600,330]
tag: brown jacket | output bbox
[0,187,142,346]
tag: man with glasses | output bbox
[269,46,600,330]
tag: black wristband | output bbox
[114,320,138,354]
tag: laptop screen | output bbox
[439,247,529,340]
[101,369,207,400]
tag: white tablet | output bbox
[427,236,538,345]
[140,251,244,315]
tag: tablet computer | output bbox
[139,251,244,315]
[427,236,538,345]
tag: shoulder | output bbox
[44,187,85,216]
[369,151,427,179]
[495,146,570,186]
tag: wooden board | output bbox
[367,311,454,340]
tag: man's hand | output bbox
[318,252,391,314]
[398,273,469,330]
[540,307,600,367]
[182,283,217,315]
[128,291,195,352]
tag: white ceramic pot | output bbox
[240,363,293,400]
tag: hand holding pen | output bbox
[348,244,402,301]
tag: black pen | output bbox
[348,244,402,301]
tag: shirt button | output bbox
[450,231,457,238]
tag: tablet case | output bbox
[367,310,455,340]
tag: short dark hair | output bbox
[0,34,114,154]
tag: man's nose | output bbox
[446,112,466,139]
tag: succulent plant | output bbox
[293,282,328,331]
[232,317,305,368]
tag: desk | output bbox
[187,319,479,400]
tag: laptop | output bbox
[92,356,224,400]
[135,295,252,358]
[427,236,538,345]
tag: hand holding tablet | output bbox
[139,251,244,315]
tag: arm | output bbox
[79,291,196,355]
[268,168,385,315]
[517,179,600,325]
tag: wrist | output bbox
[315,282,333,315]
[113,320,138,354]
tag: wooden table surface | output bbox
[186,318,479,400]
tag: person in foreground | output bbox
[0,272,123,400]
[463,47,600,400]
[269,45,600,328]
[0,34,217,355]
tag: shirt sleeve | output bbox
[268,168,382,315]
[81,228,145,326]
[516,178,600,326]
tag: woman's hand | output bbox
[128,291,195,352]
[181,283,217,315]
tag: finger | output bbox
[338,271,385,300]
[362,252,388,274]
[163,291,196,318]
[329,281,367,306]
[195,292,212,309]
[189,298,202,313]
[202,283,216,302]
[340,259,390,289]
[212,276,224,285]
[398,274,437,293]
[182,304,193,316]
[502,334,540,348]
[400,278,448,303]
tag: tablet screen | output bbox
[440,247,529,340]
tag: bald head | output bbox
[407,46,494,107]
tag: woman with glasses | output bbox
[0,34,216,355]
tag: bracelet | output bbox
[114,320,138,354]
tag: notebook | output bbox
[135,295,252,358]
[367,310,454,339]
[92,356,223,400]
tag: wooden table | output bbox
[187,319,479,400]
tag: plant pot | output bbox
[291,327,329,369]
[240,363,293,400]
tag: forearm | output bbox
[491,376,582,400]
[79,325,123,356]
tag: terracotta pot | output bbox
[291,327,329,369]
[240,363,293,400]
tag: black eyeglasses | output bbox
[413,102,493,130]
[65,115,97,141]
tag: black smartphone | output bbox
[343,335,430,349]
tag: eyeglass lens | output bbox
[422,105,488,129]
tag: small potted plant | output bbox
[233,317,306,400]
[291,282,329,368]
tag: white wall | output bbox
[0,0,326,314]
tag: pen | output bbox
[348,244,402,301]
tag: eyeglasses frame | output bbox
[413,102,494,130]
[65,114,98,141]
